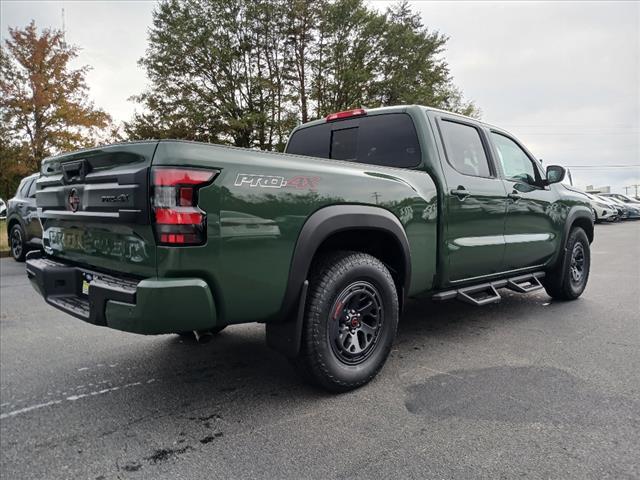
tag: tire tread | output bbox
[295,250,398,392]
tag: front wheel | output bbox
[543,227,590,300]
[10,224,27,262]
[293,251,399,392]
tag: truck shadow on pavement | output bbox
[143,289,573,401]
[136,288,635,429]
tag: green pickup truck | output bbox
[26,105,593,391]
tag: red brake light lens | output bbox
[151,167,218,246]
[153,168,215,186]
[154,208,204,225]
[325,108,366,122]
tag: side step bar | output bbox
[432,272,545,306]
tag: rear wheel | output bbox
[543,227,590,300]
[293,251,399,392]
[10,224,27,262]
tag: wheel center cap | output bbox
[350,318,360,328]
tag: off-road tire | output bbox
[543,227,590,300]
[10,224,27,262]
[293,251,399,392]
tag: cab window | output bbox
[491,132,539,185]
[286,113,422,168]
[439,120,492,177]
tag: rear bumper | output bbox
[25,251,217,335]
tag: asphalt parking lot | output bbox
[1,221,639,479]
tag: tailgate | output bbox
[37,142,158,278]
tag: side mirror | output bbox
[546,165,566,185]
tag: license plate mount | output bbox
[80,272,95,297]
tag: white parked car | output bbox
[0,198,6,219]
[584,193,617,222]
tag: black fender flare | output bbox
[266,204,411,357]
[6,214,25,236]
[563,206,594,246]
[552,205,594,271]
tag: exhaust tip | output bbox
[193,329,214,344]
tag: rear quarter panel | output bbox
[152,141,438,324]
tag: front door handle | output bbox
[450,187,471,200]
[508,191,522,201]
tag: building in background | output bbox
[586,185,611,194]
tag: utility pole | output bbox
[371,192,381,204]
[624,186,631,194]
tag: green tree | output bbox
[311,0,386,115]
[127,0,479,150]
[285,0,322,123]
[127,0,296,149]
[376,2,450,106]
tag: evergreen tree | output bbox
[127,0,480,150]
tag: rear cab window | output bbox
[286,113,422,168]
[438,119,492,178]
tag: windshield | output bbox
[618,194,640,203]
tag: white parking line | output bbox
[0,379,156,420]
[0,400,63,420]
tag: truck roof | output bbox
[293,104,501,133]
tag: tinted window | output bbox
[491,132,538,184]
[18,179,33,198]
[357,115,421,167]
[286,124,330,158]
[439,120,491,177]
[27,178,37,197]
[286,113,421,168]
[331,128,358,160]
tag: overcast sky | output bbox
[2,0,639,194]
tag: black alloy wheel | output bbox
[569,242,586,288]
[542,226,590,300]
[294,251,399,392]
[10,224,26,262]
[328,281,384,365]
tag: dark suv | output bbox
[6,173,42,261]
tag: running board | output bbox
[432,272,545,306]
[506,273,544,293]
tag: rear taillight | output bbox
[151,167,218,246]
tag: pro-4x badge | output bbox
[235,173,319,190]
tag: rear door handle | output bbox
[450,187,471,200]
